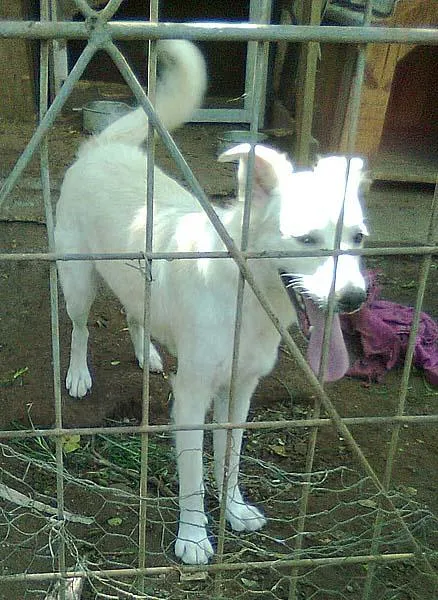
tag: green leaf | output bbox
[13,367,29,380]
[62,434,81,454]
[269,444,288,457]
[241,577,258,589]
[358,499,377,509]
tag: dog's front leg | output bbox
[213,377,267,533]
[172,372,214,565]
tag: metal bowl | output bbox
[81,100,132,134]
[217,130,268,156]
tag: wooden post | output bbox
[294,0,322,166]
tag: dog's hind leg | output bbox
[172,369,214,565]
[58,260,97,398]
[126,314,163,372]
[213,376,267,533]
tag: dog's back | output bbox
[55,38,208,276]
[56,39,206,225]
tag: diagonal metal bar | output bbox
[95,35,437,584]
[0,40,98,208]
[70,0,97,18]
[98,0,124,22]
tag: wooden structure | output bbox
[341,0,438,182]
[273,0,437,182]
[0,1,36,122]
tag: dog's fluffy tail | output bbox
[83,40,206,149]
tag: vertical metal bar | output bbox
[362,178,438,599]
[49,0,63,97]
[287,158,353,600]
[40,2,66,598]
[214,38,268,594]
[295,0,323,166]
[245,0,272,126]
[137,0,159,592]
[289,2,372,596]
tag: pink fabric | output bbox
[340,273,438,385]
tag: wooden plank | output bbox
[346,0,438,166]
[371,149,438,184]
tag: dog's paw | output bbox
[175,524,214,565]
[226,501,267,532]
[66,367,92,398]
[137,343,163,373]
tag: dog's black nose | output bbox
[337,288,367,314]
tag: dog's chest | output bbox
[237,311,283,378]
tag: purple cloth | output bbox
[340,273,438,385]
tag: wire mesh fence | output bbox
[1,425,437,599]
[0,0,438,598]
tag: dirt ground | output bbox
[0,112,437,598]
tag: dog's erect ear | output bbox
[316,156,367,230]
[218,143,291,203]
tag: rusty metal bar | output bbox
[0,21,437,45]
[1,413,438,442]
[0,551,427,583]
[1,243,438,263]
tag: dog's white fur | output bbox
[55,40,368,564]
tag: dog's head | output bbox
[219,143,369,381]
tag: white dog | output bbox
[55,39,368,565]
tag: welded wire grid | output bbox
[0,0,437,598]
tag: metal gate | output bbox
[0,1,437,598]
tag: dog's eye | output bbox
[353,232,365,245]
[296,234,319,245]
